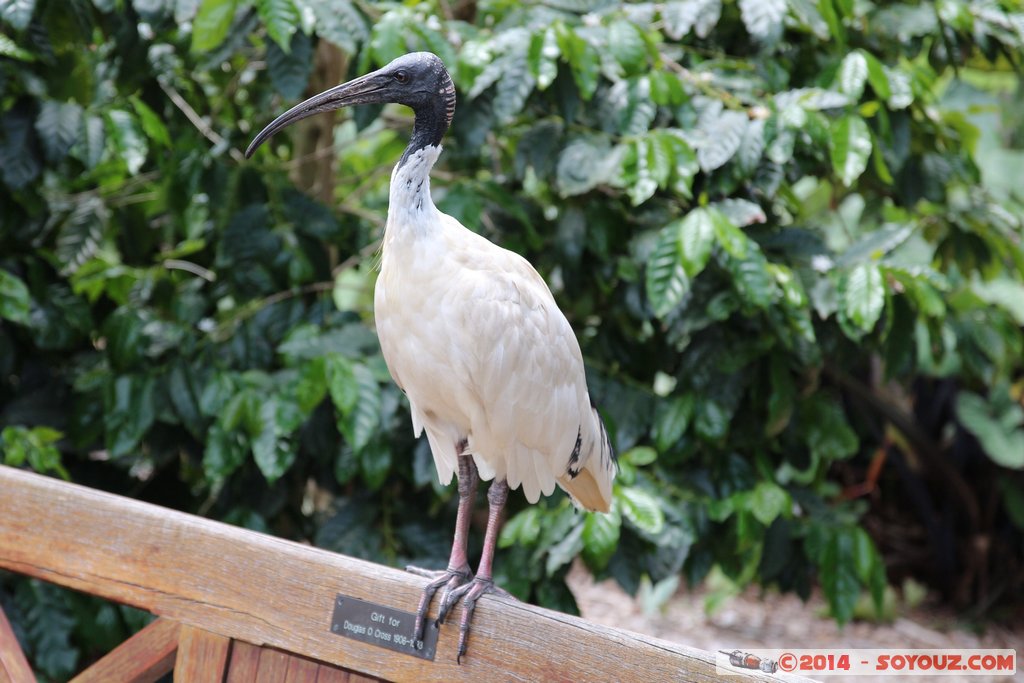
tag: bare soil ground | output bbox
[566,561,1023,682]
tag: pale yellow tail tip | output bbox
[559,469,611,513]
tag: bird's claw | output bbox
[406,565,472,641]
[434,576,506,664]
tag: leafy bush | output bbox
[2,0,1024,675]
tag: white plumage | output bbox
[245,51,615,660]
[375,145,615,511]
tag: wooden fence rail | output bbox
[0,465,807,682]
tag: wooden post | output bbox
[0,603,34,683]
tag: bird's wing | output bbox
[448,230,589,503]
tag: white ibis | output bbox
[246,52,616,661]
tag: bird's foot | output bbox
[436,576,510,664]
[406,564,472,641]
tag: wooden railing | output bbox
[0,465,803,682]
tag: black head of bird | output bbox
[245,52,456,164]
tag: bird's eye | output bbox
[393,70,409,84]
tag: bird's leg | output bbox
[407,451,478,641]
[438,477,510,664]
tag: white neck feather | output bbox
[385,145,442,241]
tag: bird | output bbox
[246,52,616,662]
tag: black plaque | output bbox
[329,594,439,661]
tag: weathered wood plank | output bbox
[0,603,33,683]
[313,663,350,683]
[70,617,179,683]
[254,648,291,683]
[174,625,230,682]
[225,640,262,683]
[283,652,320,682]
[0,465,805,683]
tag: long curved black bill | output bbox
[245,71,387,158]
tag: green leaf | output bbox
[55,197,109,276]
[836,50,868,99]
[817,0,844,47]
[582,507,621,570]
[493,49,534,124]
[311,0,368,54]
[0,105,41,190]
[835,224,913,267]
[830,114,872,186]
[555,24,600,100]
[653,394,694,452]
[626,139,658,205]
[129,96,170,148]
[103,308,146,371]
[971,278,1024,326]
[617,486,665,536]
[35,100,83,162]
[369,11,408,65]
[71,114,106,169]
[359,439,392,490]
[104,374,157,457]
[1,426,67,478]
[253,397,297,483]
[738,0,786,40]
[266,30,313,100]
[608,19,646,73]
[338,363,380,453]
[804,398,858,463]
[256,0,298,52]
[713,198,767,228]
[0,32,33,60]
[527,28,559,90]
[663,0,716,40]
[555,135,621,197]
[623,446,657,466]
[820,527,861,624]
[191,0,238,52]
[0,269,31,324]
[639,574,680,616]
[711,210,750,259]
[840,262,885,337]
[649,70,685,106]
[168,361,205,438]
[105,109,148,175]
[545,521,584,576]
[499,507,542,548]
[724,248,778,309]
[204,423,247,481]
[0,0,35,30]
[326,355,358,415]
[861,50,891,100]
[749,481,790,525]
[956,392,1024,469]
[646,224,690,318]
[884,66,912,109]
[697,110,746,172]
[675,208,715,278]
[290,357,327,413]
[765,354,794,437]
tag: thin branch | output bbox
[208,280,337,342]
[164,259,216,282]
[158,80,245,163]
[660,53,747,109]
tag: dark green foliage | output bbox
[2,1,1024,676]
